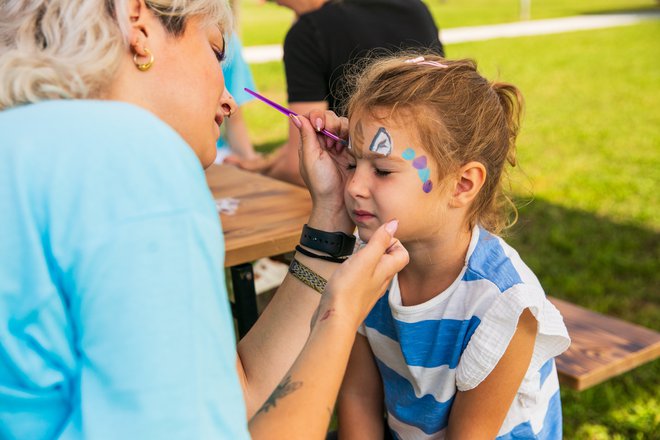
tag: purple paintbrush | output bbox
[244,88,348,146]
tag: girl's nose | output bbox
[346,168,370,199]
[219,88,237,118]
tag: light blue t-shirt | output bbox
[217,33,256,152]
[0,100,250,439]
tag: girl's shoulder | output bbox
[464,227,543,294]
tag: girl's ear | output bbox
[451,161,486,208]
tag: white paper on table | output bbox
[215,197,240,215]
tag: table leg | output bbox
[230,263,259,338]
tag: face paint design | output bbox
[402,148,415,160]
[401,148,433,193]
[369,127,393,157]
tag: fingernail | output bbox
[315,118,323,132]
[384,219,398,235]
[290,114,302,128]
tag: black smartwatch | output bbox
[300,224,356,258]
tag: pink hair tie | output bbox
[404,56,448,68]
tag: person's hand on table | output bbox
[290,110,353,234]
[224,150,275,172]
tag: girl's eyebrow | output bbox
[372,151,405,162]
[365,151,406,162]
[348,148,406,162]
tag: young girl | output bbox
[336,54,570,439]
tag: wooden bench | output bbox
[549,296,660,391]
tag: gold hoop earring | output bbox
[133,48,154,71]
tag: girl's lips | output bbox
[353,210,376,223]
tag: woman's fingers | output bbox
[353,220,409,278]
[324,220,408,324]
[307,109,349,151]
[375,239,409,281]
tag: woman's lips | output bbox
[353,210,376,223]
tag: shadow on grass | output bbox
[507,197,659,437]
[508,197,659,330]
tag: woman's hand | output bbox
[290,111,353,233]
[320,220,409,329]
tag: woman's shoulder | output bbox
[0,99,210,221]
[5,99,175,139]
[2,100,194,165]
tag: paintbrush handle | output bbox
[320,128,348,145]
[244,88,347,146]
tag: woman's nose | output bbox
[219,88,237,118]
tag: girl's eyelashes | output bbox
[346,162,392,177]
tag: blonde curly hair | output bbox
[0,0,232,110]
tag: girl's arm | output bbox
[338,334,385,440]
[446,308,537,439]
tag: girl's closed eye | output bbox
[374,168,392,177]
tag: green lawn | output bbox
[238,3,660,438]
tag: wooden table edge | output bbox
[558,340,660,391]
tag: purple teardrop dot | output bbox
[422,180,433,193]
[412,156,428,170]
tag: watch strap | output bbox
[300,224,356,258]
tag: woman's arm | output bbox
[236,248,346,417]
[338,334,385,440]
[248,220,408,439]
[446,309,537,439]
[235,109,358,417]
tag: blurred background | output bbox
[232,1,659,438]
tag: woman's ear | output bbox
[127,0,151,56]
[450,161,486,208]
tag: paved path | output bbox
[243,11,659,64]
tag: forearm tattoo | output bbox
[256,374,303,415]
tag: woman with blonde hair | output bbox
[0,1,408,438]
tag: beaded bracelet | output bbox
[295,245,348,264]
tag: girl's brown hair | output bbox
[343,52,524,235]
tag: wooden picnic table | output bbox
[205,164,311,336]
[548,297,660,391]
[205,164,660,389]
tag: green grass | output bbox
[238,5,660,439]
[236,0,659,45]
[447,23,660,438]
[425,0,659,29]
